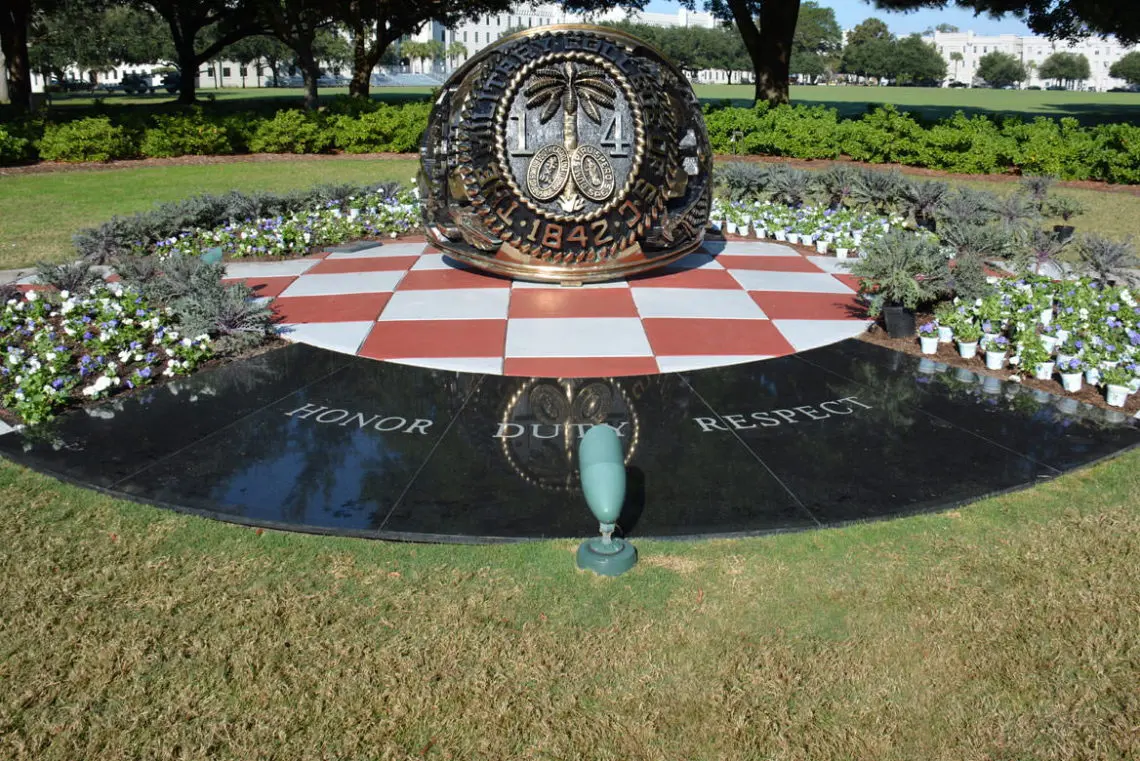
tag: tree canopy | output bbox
[789,1,841,79]
[1109,50,1140,86]
[1038,50,1090,87]
[976,49,1027,86]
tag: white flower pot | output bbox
[1130,377,1140,394]
[920,336,939,354]
[985,351,1006,370]
[1033,361,1055,380]
[1102,360,1119,370]
[1039,308,1053,327]
[937,325,954,343]
[1060,372,1082,392]
[754,227,766,239]
[816,240,829,254]
[1105,384,1130,407]
[958,341,978,359]
[1055,328,1070,343]
[1040,335,1058,354]
[774,230,787,241]
[1085,368,1101,385]
[709,220,722,232]
[726,222,739,235]
[836,248,849,259]
[787,233,800,245]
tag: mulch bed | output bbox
[859,316,1140,416]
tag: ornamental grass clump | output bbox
[850,231,952,315]
[1077,234,1139,286]
[0,287,211,424]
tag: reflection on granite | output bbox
[382,374,815,540]
[0,340,1135,541]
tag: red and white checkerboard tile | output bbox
[222,237,872,377]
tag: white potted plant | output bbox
[1019,337,1054,381]
[985,335,1010,370]
[956,321,981,359]
[835,235,854,259]
[1100,366,1132,408]
[815,237,829,253]
[933,303,956,343]
[1058,357,1083,392]
[918,321,939,354]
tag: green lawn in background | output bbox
[40,83,1140,124]
[0,158,418,269]
[2,156,1137,270]
[0,445,1137,760]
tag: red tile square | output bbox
[223,276,296,299]
[749,291,868,321]
[628,267,742,289]
[359,319,507,358]
[272,293,391,323]
[716,255,824,273]
[503,357,659,378]
[397,269,511,290]
[305,256,419,275]
[508,289,638,319]
[642,318,795,357]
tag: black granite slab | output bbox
[0,343,349,487]
[0,339,1135,542]
[111,358,481,536]
[380,374,816,541]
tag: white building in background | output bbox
[412,3,717,64]
[925,30,1138,90]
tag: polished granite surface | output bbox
[0,340,1135,541]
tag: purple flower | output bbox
[1109,303,1120,312]
[139,367,152,379]
[982,321,993,333]
[51,378,64,389]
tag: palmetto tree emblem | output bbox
[522,61,619,211]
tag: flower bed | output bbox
[914,276,1140,410]
[158,188,420,260]
[712,198,905,256]
[0,286,212,425]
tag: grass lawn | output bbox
[0,159,418,270]
[0,446,1137,759]
[41,84,1140,124]
[2,157,1137,270]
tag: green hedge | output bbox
[704,103,1140,184]
[4,98,1139,184]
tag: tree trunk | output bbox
[176,41,199,104]
[0,0,32,109]
[297,50,320,110]
[349,32,371,98]
[727,0,800,105]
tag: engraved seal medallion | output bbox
[419,25,713,283]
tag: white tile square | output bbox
[805,256,856,275]
[663,253,723,271]
[655,355,773,372]
[772,319,871,352]
[511,279,629,289]
[704,240,798,257]
[631,288,768,319]
[326,242,428,259]
[505,318,652,358]
[277,321,375,355]
[385,357,503,374]
[279,271,405,297]
[224,260,318,279]
[730,270,855,294]
[378,289,510,321]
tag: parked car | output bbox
[947,81,968,88]
[162,71,180,94]
[120,73,155,94]
[46,77,91,93]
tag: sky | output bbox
[643,0,1034,36]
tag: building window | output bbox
[463,31,467,42]
[222,67,231,77]
[239,67,247,76]
[475,31,480,43]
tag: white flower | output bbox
[25,291,37,302]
